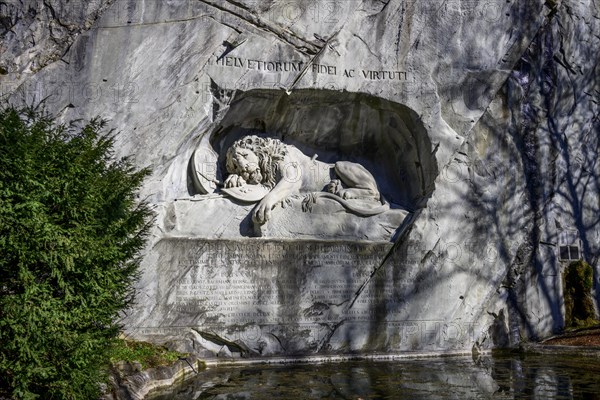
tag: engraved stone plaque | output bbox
[129,238,477,356]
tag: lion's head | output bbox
[225,135,288,189]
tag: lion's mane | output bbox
[225,135,288,189]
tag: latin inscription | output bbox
[213,56,409,82]
[137,239,481,354]
[165,240,393,324]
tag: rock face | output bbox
[0,0,114,77]
[1,0,598,357]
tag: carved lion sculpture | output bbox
[222,135,389,224]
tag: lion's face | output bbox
[227,145,263,184]
[225,135,287,188]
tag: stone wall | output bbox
[1,0,598,357]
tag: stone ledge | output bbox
[520,343,600,357]
[255,196,409,242]
[103,356,203,400]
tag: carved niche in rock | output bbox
[188,89,434,241]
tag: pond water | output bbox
[147,353,600,399]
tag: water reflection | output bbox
[147,354,600,399]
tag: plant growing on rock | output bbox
[563,260,597,328]
[0,106,152,399]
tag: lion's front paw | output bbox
[224,174,246,188]
[326,179,342,195]
[253,197,278,225]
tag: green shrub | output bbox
[0,106,152,399]
[563,260,597,328]
[109,339,184,370]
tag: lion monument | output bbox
[220,135,389,224]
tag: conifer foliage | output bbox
[0,106,152,399]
